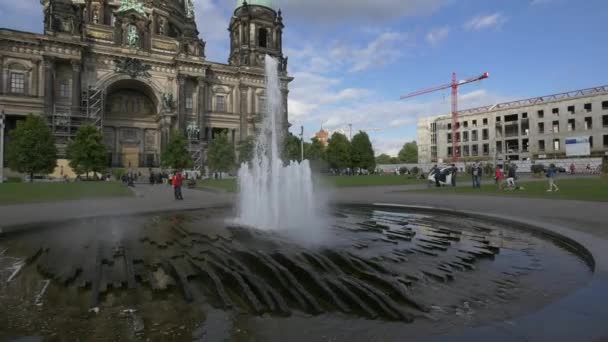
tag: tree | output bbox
[237,136,255,165]
[283,133,302,162]
[398,141,418,163]
[350,131,376,171]
[161,131,193,170]
[305,137,325,161]
[389,157,400,164]
[7,115,57,182]
[67,125,107,179]
[325,132,351,170]
[375,154,392,164]
[207,133,235,176]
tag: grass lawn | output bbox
[197,179,238,192]
[0,181,133,205]
[325,175,425,188]
[197,174,425,192]
[409,177,608,202]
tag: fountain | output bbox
[237,55,324,241]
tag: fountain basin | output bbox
[0,205,594,340]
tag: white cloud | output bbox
[372,138,413,156]
[464,13,507,31]
[426,26,449,46]
[195,0,231,61]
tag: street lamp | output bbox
[300,125,304,162]
[0,109,5,184]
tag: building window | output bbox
[553,139,560,151]
[447,123,452,130]
[603,115,608,128]
[538,140,545,151]
[463,131,469,142]
[447,147,453,157]
[584,103,592,112]
[10,73,25,94]
[455,132,461,142]
[259,97,266,113]
[472,145,479,156]
[522,112,528,119]
[463,121,468,128]
[603,101,608,110]
[215,95,226,112]
[568,105,575,114]
[482,144,489,156]
[537,110,544,119]
[552,108,559,116]
[59,80,71,99]
[584,117,592,130]
[552,120,559,133]
[471,130,478,142]
[482,128,489,140]
[538,122,544,134]
[567,119,575,132]
[472,120,477,127]
[604,135,608,148]
[447,133,452,143]
[590,136,594,148]
[463,145,470,156]
[258,28,268,48]
[185,96,194,112]
[483,118,488,125]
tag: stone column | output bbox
[197,77,206,139]
[32,60,40,97]
[114,127,121,166]
[231,129,236,147]
[0,55,4,94]
[177,75,186,132]
[71,60,81,115]
[43,57,55,116]
[239,85,248,141]
[140,128,145,167]
[206,127,211,143]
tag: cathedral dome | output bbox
[235,0,275,10]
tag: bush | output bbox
[410,166,420,175]
[399,166,409,175]
[531,164,546,175]
[465,165,473,175]
[7,177,22,183]
[112,168,126,181]
[483,163,494,178]
[602,158,608,174]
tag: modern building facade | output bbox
[0,0,291,170]
[418,86,608,164]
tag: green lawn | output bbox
[409,177,608,202]
[0,181,133,205]
[197,179,238,192]
[325,175,425,188]
[197,174,425,192]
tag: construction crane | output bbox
[400,72,489,161]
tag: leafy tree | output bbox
[161,131,193,170]
[283,133,302,162]
[207,133,235,176]
[389,157,400,164]
[67,125,107,179]
[237,136,255,164]
[350,131,375,171]
[7,115,57,182]
[326,132,351,170]
[375,154,392,164]
[398,141,418,163]
[305,137,325,161]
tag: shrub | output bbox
[399,166,409,175]
[112,168,126,180]
[483,163,494,178]
[531,164,546,175]
[465,165,473,175]
[411,166,420,175]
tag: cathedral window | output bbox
[216,95,226,112]
[258,97,266,114]
[10,72,25,94]
[185,96,193,112]
[59,80,71,99]
[258,28,268,48]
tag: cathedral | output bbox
[0,0,291,171]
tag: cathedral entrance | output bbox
[101,79,161,168]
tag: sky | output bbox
[2,0,608,156]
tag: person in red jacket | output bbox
[172,171,184,200]
[495,166,505,191]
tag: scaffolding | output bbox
[50,87,104,156]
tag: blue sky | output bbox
[2,0,607,156]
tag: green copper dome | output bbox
[235,0,275,10]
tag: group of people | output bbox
[492,163,521,191]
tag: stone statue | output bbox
[92,9,99,24]
[114,58,152,78]
[162,93,174,110]
[127,25,139,48]
[185,0,195,19]
[117,0,146,15]
[158,17,166,35]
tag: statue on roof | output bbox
[185,0,195,19]
[117,0,146,15]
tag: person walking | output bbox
[506,164,517,189]
[172,171,184,200]
[451,164,457,187]
[495,166,505,191]
[471,163,482,188]
[570,163,575,175]
[547,164,559,192]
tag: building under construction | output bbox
[417,85,608,164]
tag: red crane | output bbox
[400,72,489,161]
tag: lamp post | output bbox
[0,109,5,184]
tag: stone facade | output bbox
[0,0,291,169]
[417,86,608,164]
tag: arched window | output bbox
[258,28,267,48]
